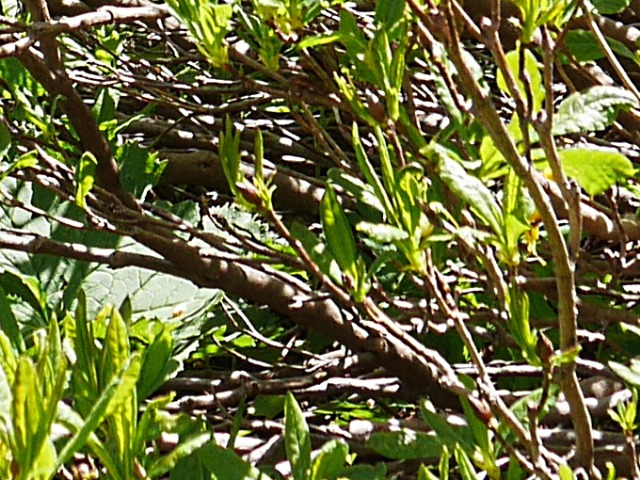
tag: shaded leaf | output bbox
[367,429,442,460]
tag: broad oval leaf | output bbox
[559,148,635,196]
[554,86,639,136]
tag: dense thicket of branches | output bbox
[2,0,640,478]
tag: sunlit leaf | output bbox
[284,391,311,480]
[554,86,639,136]
[75,151,97,208]
[310,439,348,480]
[321,186,358,279]
[435,147,502,237]
[497,49,544,112]
[559,148,635,196]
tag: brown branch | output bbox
[0,229,183,276]
[0,5,171,58]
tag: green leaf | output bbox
[327,168,385,217]
[57,353,142,469]
[507,286,537,364]
[321,186,358,279]
[438,446,450,480]
[12,357,42,475]
[75,151,97,208]
[375,0,406,31]
[564,29,638,62]
[352,124,394,219]
[458,379,491,460]
[138,324,174,400]
[454,444,477,480]
[419,400,474,454]
[559,148,635,196]
[333,463,387,480]
[418,464,440,480]
[434,147,502,237]
[0,271,48,323]
[0,122,10,160]
[198,443,274,480]
[290,221,341,281]
[559,464,575,480]
[554,86,639,136]
[93,87,120,125]
[356,221,409,243]
[284,391,311,480]
[367,429,442,460]
[497,49,544,112]
[0,286,24,352]
[310,439,348,480]
[166,0,232,67]
[592,0,631,13]
[148,432,212,478]
[0,330,17,388]
[219,117,244,201]
[610,360,640,387]
[100,307,131,389]
[252,394,285,419]
[118,142,167,199]
[298,32,342,49]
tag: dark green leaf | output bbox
[198,443,274,480]
[420,400,474,454]
[0,286,24,352]
[367,429,442,460]
[0,122,10,160]
[332,463,387,480]
[592,0,631,15]
[118,142,167,199]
